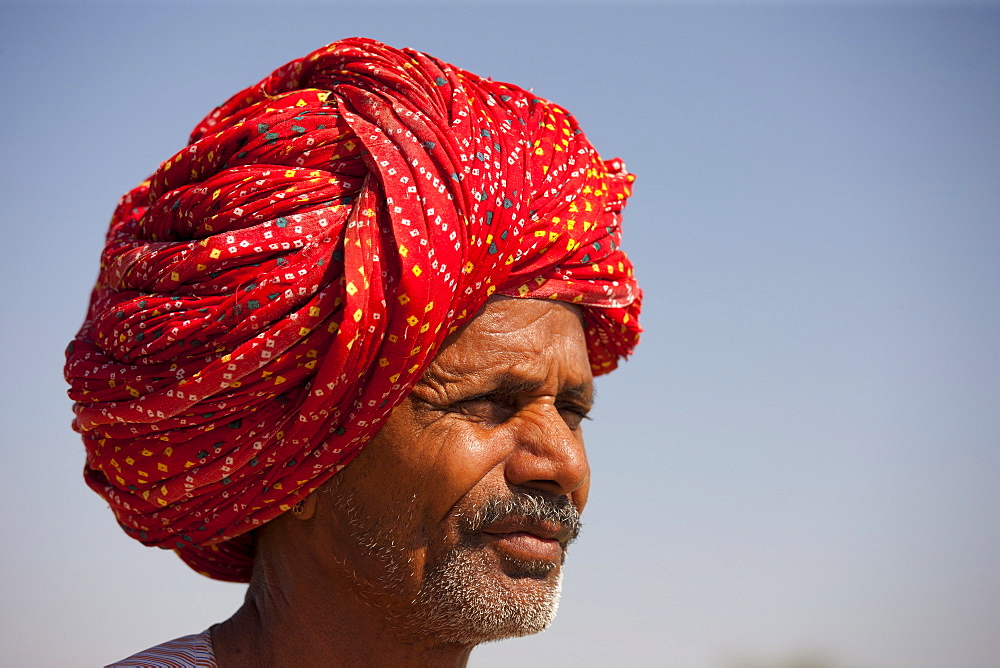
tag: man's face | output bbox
[311,297,593,644]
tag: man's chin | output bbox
[408,544,564,645]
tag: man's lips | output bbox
[480,518,569,562]
[483,531,563,562]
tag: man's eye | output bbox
[453,395,513,425]
[557,403,591,430]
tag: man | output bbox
[65,37,641,666]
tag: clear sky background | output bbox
[1,2,998,667]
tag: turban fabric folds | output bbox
[65,38,641,582]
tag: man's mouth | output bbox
[480,518,568,563]
[460,491,582,567]
[483,531,563,563]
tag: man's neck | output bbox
[210,558,475,668]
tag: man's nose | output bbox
[503,403,590,508]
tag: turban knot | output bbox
[65,37,641,581]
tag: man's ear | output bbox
[291,492,319,521]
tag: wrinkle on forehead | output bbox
[455,295,584,339]
[417,297,591,402]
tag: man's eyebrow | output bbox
[487,372,595,405]
[560,384,595,405]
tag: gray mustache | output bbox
[467,491,582,544]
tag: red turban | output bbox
[65,37,641,582]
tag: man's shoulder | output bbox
[106,629,216,668]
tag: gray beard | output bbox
[407,533,564,645]
[323,484,577,644]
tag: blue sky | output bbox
[1,3,998,666]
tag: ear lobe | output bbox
[290,492,319,521]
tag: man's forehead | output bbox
[421,299,593,396]
[442,297,584,344]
